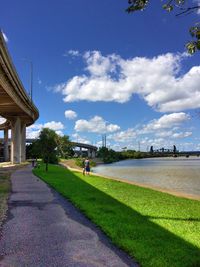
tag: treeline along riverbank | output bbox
[97,147,197,164]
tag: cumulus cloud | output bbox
[83,51,119,77]
[26,121,65,139]
[74,116,120,134]
[65,110,77,119]
[107,113,192,144]
[141,112,190,133]
[54,51,200,112]
[108,128,137,142]
[172,131,192,138]
[194,0,200,14]
[71,133,90,144]
[43,121,64,130]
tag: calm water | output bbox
[93,157,200,198]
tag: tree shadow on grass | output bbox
[144,216,200,222]
[36,166,200,267]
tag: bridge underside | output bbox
[0,87,22,117]
[0,79,27,163]
[0,31,39,163]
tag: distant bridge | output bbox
[178,151,200,156]
[0,139,98,159]
[27,139,97,158]
[26,139,97,158]
[151,150,200,157]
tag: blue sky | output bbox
[1,0,200,151]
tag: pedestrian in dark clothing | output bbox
[84,158,90,175]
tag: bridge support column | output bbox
[91,150,96,159]
[11,117,22,164]
[87,149,91,158]
[21,123,26,162]
[3,128,9,162]
[80,147,82,157]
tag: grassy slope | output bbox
[33,164,200,267]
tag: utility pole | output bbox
[138,141,140,152]
[102,134,107,147]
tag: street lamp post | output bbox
[23,59,33,101]
[30,61,33,101]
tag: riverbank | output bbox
[33,163,200,267]
[60,158,200,201]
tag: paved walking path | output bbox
[0,165,138,267]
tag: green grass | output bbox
[33,164,200,267]
[0,171,11,227]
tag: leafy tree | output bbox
[55,135,74,158]
[126,0,200,54]
[30,128,74,171]
[37,128,58,171]
[26,140,41,159]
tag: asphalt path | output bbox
[0,165,138,267]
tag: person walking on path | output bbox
[84,157,90,175]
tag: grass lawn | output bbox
[33,164,200,267]
[0,169,11,227]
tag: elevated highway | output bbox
[0,31,39,163]
[69,142,97,158]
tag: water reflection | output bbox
[93,157,200,197]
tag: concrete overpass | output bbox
[0,31,39,163]
[71,142,98,158]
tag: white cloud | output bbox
[0,116,6,125]
[172,131,192,139]
[83,51,119,77]
[155,130,173,138]
[26,129,41,139]
[65,110,77,119]
[38,78,42,85]
[54,51,200,112]
[107,113,192,145]
[193,0,200,14]
[26,121,65,139]
[2,31,8,43]
[66,50,80,57]
[43,121,64,130]
[141,113,190,133]
[108,128,137,142]
[74,116,120,134]
[71,133,90,144]
[55,130,64,136]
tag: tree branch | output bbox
[176,6,200,16]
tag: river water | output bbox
[93,157,200,199]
